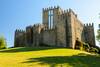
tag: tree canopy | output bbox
[0,36,7,49]
[96,24,100,46]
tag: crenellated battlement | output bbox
[33,23,41,27]
[32,24,43,29]
[68,8,75,14]
[15,29,25,33]
[84,23,94,27]
[26,25,33,29]
[43,6,60,11]
[58,8,77,18]
[67,8,77,18]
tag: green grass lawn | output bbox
[0,47,100,67]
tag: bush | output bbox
[89,47,99,53]
[0,36,7,49]
[93,46,100,54]
[83,43,90,52]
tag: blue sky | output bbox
[0,0,100,47]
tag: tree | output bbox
[96,24,100,45]
[0,36,7,49]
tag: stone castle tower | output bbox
[14,6,96,49]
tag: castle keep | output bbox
[14,6,95,49]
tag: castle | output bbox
[14,6,95,49]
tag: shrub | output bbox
[0,36,7,49]
[83,43,90,52]
[89,47,99,53]
[93,46,100,54]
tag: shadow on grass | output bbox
[22,53,100,67]
[0,47,61,53]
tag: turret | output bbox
[14,29,25,47]
[84,23,95,47]
[26,25,33,46]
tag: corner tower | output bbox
[84,23,95,47]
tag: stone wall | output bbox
[32,24,44,47]
[64,9,85,48]
[42,29,56,46]
[26,26,33,47]
[56,13,67,47]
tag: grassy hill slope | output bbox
[0,47,100,67]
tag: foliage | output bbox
[93,46,100,54]
[89,47,99,53]
[83,42,100,54]
[96,29,100,43]
[83,42,90,52]
[0,36,7,49]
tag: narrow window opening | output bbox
[48,10,53,29]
